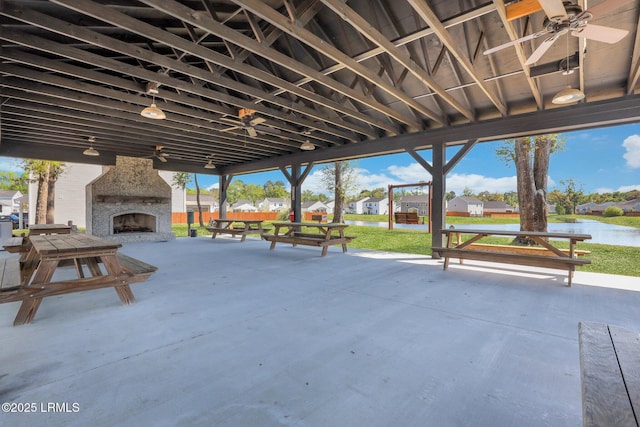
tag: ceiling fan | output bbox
[220,108,277,137]
[152,145,170,163]
[484,0,631,65]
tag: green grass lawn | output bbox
[172,216,640,277]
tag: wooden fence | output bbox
[172,211,328,224]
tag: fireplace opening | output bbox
[113,213,156,234]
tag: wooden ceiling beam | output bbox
[320,0,472,122]
[227,0,443,128]
[407,0,507,116]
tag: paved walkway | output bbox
[1,236,639,426]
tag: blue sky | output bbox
[1,123,639,196]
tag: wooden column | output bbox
[218,174,231,219]
[431,143,446,251]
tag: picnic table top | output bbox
[28,224,72,233]
[441,228,592,241]
[212,218,264,223]
[272,222,349,228]
[29,234,121,255]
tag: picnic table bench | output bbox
[262,222,355,256]
[0,233,157,325]
[206,218,268,242]
[432,228,592,286]
[579,322,640,427]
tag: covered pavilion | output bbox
[1,237,640,425]
[1,0,639,248]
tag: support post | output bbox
[219,175,231,220]
[290,164,302,222]
[431,144,446,252]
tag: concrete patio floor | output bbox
[1,236,640,427]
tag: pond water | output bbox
[344,219,640,247]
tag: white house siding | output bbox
[29,162,184,228]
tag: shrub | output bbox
[602,206,624,217]
[555,204,566,215]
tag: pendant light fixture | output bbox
[204,160,216,169]
[552,34,584,105]
[141,82,166,119]
[83,136,100,156]
[300,139,315,151]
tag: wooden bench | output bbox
[115,253,158,281]
[465,243,591,257]
[433,228,592,286]
[2,236,27,254]
[206,219,268,242]
[578,322,640,427]
[261,232,355,256]
[394,212,422,224]
[0,256,22,292]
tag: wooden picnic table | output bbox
[262,222,355,256]
[206,218,267,242]
[432,228,592,286]
[1,233,156,325]
[28,223,72,235]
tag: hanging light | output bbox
[140,82,166,119]
[552,86,585,104]
[552,35,584,105]
[300,139,315,151]
[83,136,100,156]
[204,159,216,169]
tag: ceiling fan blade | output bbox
[538,0,568,21]
[246,127,258,137]
[255,125,281,135]
[220,125,241,132]
[157,155,168,163]
[249,117,266,126]
[524,34,560,65]
[483,30,551,55]
[573,24,629,44]
[586,0,635,18]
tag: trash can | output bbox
[189,229,197,238]
[0,216,13,247]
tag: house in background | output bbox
[346,197,369,214]
[615,198,640,213]
[324,200,335,215]
[302,200,328,212]
[0,190,24,213]
[258,197,289,212]
[28,162,185,228]
[398,195,429,215]
[576,202,598,214]
[231,199,257,212]
[363,197,388,215]
[483,201,514,213]
[186,193,217,212]
[447,196,484,216]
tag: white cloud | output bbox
[303,162,536,196]
[616,184,640,192]
[622,134,640,168]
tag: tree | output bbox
[497,134,564,242]
[558,178,584,215]
[263,180,288,198]
[193,174,205,226]
[0,171,29,193]
[462,187,474,197]
[445,191,456,201]
[22,160,65,224]
[172,172,191,190]
[319,161,357,223]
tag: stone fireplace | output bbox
[86,156,175,243]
